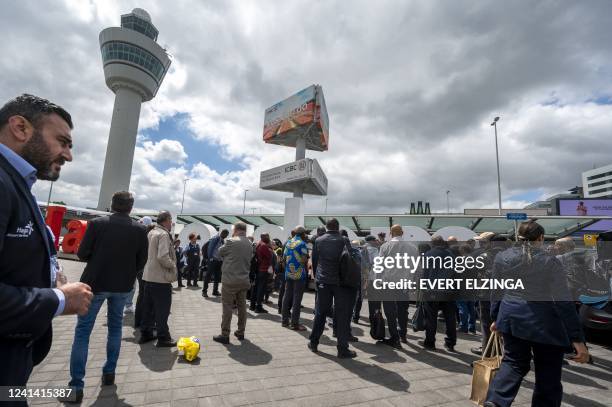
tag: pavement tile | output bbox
[23,259,612,407]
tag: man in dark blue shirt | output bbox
[0,94,93,393]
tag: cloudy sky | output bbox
[2,0,611,215]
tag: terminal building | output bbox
[583,163,612,198]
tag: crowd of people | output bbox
[0,94,599,407]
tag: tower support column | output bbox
[97,87,143,210]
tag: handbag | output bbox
[411,301,426,332]
[470,331,503,406]
[369,309,386,340]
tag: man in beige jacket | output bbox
[139,211,178,347]
[213,222,253,344]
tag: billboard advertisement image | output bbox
[558,199,612,231]
[263,85,329,151]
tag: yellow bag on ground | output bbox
[470,331,503,405]
[177,336,201,362]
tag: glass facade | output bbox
[101,41,166,82]
[121,15,158,40]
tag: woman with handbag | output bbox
[484,220,590,407]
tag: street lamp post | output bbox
[243,189,249,214]
[180,178,190,214]
[446,190,450,214]
[491,116,502,215]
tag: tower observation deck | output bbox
[97,8,171,210]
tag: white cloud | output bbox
[5,0,612,216]
[139,139,188,164]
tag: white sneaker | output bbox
[124,305,135,314]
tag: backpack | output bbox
[370,309,386,340]
[339,244,362,289]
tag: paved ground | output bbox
[27,259,612,407]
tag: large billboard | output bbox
[558,199,612,231]
[263,85,329,151]
[558,199,612,216]
[260,158,328,195]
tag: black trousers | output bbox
[368,300,399,340]
[250,272,268,307]
[277,273,286,311]
[310,283,353,351]
[396,301,410,338]
[424,301,457,347]
[479,300,492,350]
[176,263,184,286]
[185,262,199,285]
[204,260,222,294]
[353,286,362,321]
[141,281,172,340]
[487,333,564,407]
[134,270,145,328]
[282,279,306,325]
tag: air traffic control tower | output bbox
[97,8,171,210]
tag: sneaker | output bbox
[444,343,456,353]
[337,349,357,359]
[281,321,290,328]
[102,373,115,386]
[212,291,221,297]
[308,342,318,353]
[291,324,307,331]
[400,335,408,344]
[213,335,230,344]
[202,291,209,298]
[234,331,245,341]
[124,305,135,314]
[255,307,269,314]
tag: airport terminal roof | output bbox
[131,213,611,238]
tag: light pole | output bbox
[491,116,502,215]
[243,189,249,214]
[180,178,190,214]
[446,190,450,214]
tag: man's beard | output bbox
[21,130,64,181]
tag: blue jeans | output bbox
[69,292,130,390]
[126,284,136,307]
[457,300,476,332]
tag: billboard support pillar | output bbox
[284,197,304,238]
[295,137,306,160]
